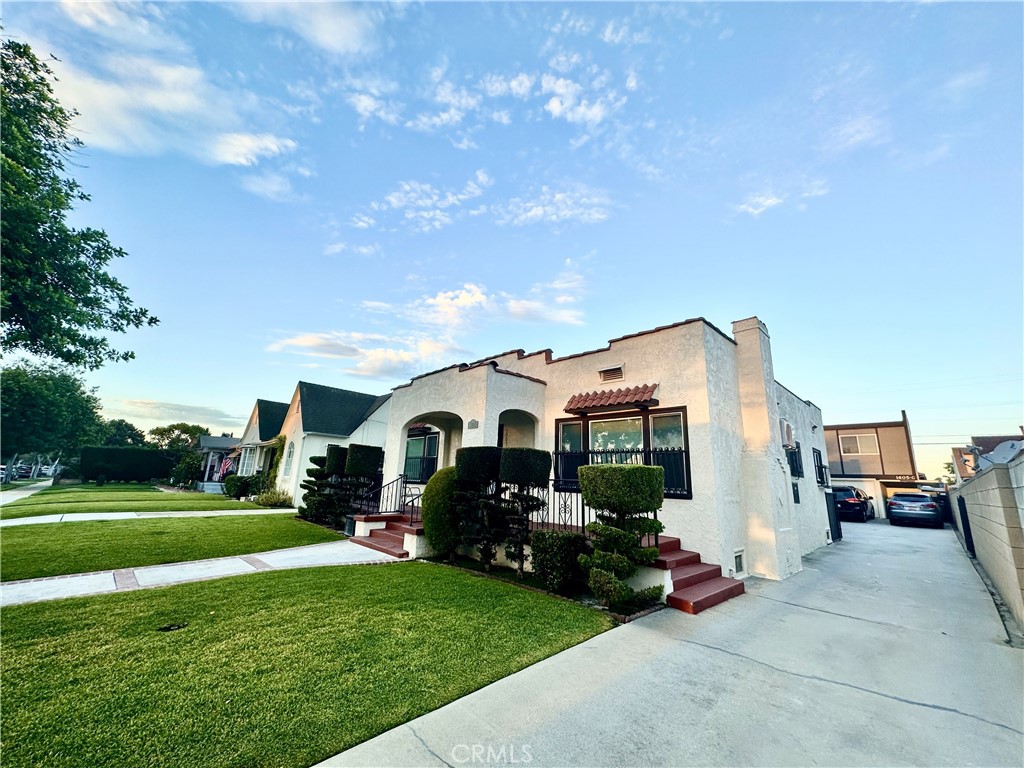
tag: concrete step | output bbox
[369,528,405,546]
[667,577,745,615]
[639,534,681,553]
[348,535,408,559]
[670,562,722,591]
[653,548,702,570]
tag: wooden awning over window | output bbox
[564,384,659,415]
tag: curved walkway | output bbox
[0,480,52,506]
[0,540,399,607]
[0,509,298,527]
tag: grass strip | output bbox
[1,497,265,520]
[1,563,613,768]
[1,515,339,581]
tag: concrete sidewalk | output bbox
[320,523,1024,767]
[0,480,51,506]
[0,509,298,527]
[0,540,399,606]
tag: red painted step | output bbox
[640,535,682,553]
[670,562,722,591]
[348,535,408,559]
[369,527,405,546]
[654,549,702,570]
[667,577,745,614]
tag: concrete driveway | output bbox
[322,522,1023,767]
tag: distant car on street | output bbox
[888,493,944,528]
[833,486,876,522]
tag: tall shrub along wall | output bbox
[81,447,176,482]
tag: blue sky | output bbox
[7,1,1022,478]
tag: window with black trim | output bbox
[812,448,828,487]
[404,432,438,483]
[792,481,800,504]
[554,407,691,498]
[787,441,804,477]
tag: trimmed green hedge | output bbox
[422,466,460,560]
[345,444,383,479]
[455,447,502,487]
[81,447,174,483]
[531,530,590,595]
[578,465,664,519]
[325,445,347,477]
[499,448,551,488]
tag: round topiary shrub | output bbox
[499,448,551,488]
[223,474,248,500]
[455,446,502,487]
[422,466,460,561]
[577,464,664,527]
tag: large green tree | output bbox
[0,364,105,457]
[1,39,158,370]
[147,423,210,451]
[101,418,148,447]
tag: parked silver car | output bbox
[888,493,943,528]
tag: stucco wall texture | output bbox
[385,316,830,580]
[952,454,1024,629]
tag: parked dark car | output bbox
[833,486,875,522]
[888,493,944,528]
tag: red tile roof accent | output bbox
[565,384,659,414]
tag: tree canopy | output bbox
[1,39,158,370]
[0,363,105,458]
[147,423,210,451]
[101,418,148,447]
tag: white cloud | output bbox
[230,2,379,55]
[826,114,889,153]
[324,242,347,255]
[114,400,244,432]
[490,110,512,125]
[266,333,361,358]
[347,93,402,125]
[420,284,490,326]
[241,172,298,202]
[494,185,610,226]
[509,73,535,99]
[549,51,582,73]
[540,73,623,127]
[625,70,639,91]
[452,136,479,150]
[600,20,651,46]
[735,192,783,217]
[505,300,584,325]
[351,214,376,229]
[942,67,989,100]
[377,170,494,231]
[207,133,296,166]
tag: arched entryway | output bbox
[401,411,464,484]
[497,409,539,449]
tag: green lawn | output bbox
[35,482,162,494]
[1,491,265,520]
[1,564,613,768]
[1,516,339,581]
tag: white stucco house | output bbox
[236,399,290,480]
[273,382,391,503]
[376,316,832,591]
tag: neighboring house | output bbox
[952,434,1024,484]
[824,411,926,518]
[195,434,240,492]
[274,382,391,503]
[236,399,290,480]
[380,316,832,582]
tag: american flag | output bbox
[216,457,235,481]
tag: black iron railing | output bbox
[353,474,423,523]
[526,479,659,546]
[403,456,438,485]
[553,447,691,498]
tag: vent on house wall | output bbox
[733,548,746,576]
[599,365,624,383]
[779,418,796,449]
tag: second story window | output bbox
[840,434,879,455]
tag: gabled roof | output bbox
[565,384,659,415]
[297,382,390,436]
[256,400,290,441]
[198,435,240,451]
